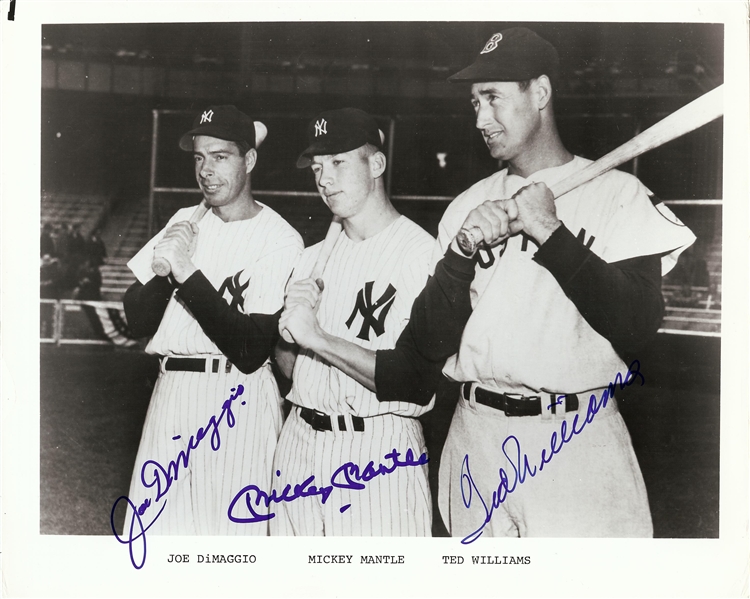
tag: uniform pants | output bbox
[270,408,432,536]
[439,389,653,538]
[123,362,283,535]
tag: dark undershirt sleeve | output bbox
[123,276,177,339]
[533,224,665,356]
[375,247,476,405]
[174,270,282,375]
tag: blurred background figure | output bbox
[87,229,107,267]
[72,257,103,301]
[40,253,62,300]
[69,223,87,276]
[41,223,56,257]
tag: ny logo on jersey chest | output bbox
[218,270,249,312]
[345,281,397,341]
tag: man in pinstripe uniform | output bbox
[122,105,303,535]
[272,108,435,536]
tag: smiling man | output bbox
[375,27,697,539]
[122,105,302,535]
[271,108,435,536]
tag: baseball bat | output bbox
[311,215,343,282]
[151,199,210,277]
[457,83,724,254]
[281,215,343,343]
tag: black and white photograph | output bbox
[2,1,748,597]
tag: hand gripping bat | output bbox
[151,199,210,277]
[280,216,343,343]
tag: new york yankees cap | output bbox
[296,107,384,168]
[178,105,267,151]
[448,27,559,84]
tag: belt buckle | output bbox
[503,393,522,417]
[505,393,543,417]
[313,408,331,432]
[300,407,326,432]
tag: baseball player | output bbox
[379,28,697,538]
[271,108,435,536]
[122,105,303,535]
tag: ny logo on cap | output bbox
[200,109,214,124]
[481,33,503,54]
[314,118,328,137]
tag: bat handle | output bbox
[456,226,484,255]
[152,257,172,277]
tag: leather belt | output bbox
[161,356,233,374]
[462,383,579,417]
[299,406,365,432]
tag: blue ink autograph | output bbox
[227,448,429,523]
[459,360,645,544]
[110,384,245,569]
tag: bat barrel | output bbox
[550,84,723,199]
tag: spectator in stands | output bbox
[87,229,107,267]
[41,223,56,257]
[55,223,71,261]
[73,257,107,341]
[54,223,75,291]
[72,258,103,301]
[40,254,62,299]
[68,223,88,288]
[68,224,87,285]
[70,224,87,264]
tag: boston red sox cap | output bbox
[178,105,267,151]
[448,27,559,84]
[296,107,384,168]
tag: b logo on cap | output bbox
[314,119,327,137]
[480,33,503,55]
[200,110,214,124]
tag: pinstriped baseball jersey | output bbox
[434,156,696,394]
[142,203,302,355]
[123,202,302,535]
[270,215,435,537]
[290,215,435,417]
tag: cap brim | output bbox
[295,137,372,169]
[448,61,506,83]
[296,150,315,169]
[178,125,245,151]
[449,62,559,84]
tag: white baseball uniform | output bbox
[270,215,435,536]
[435,156,696,538]
[123,202,302,535]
